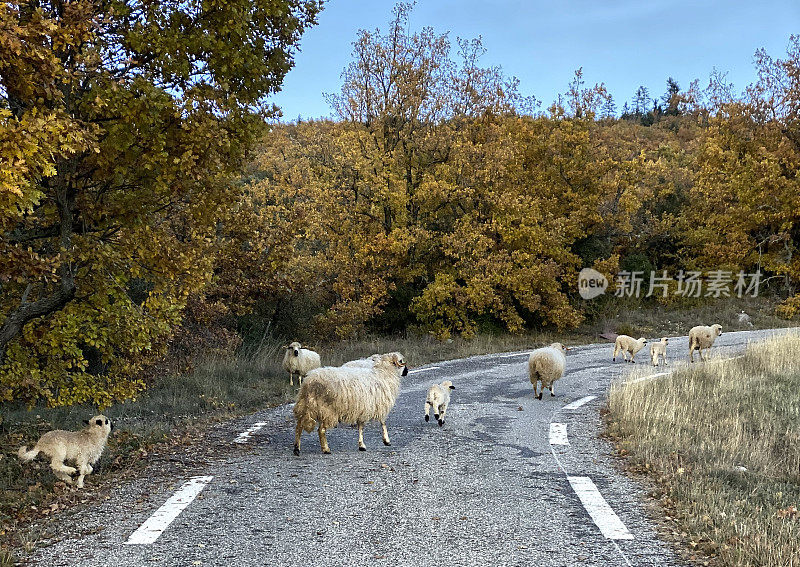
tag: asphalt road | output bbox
[27,328,792,566]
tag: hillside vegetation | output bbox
[1,2,799,407]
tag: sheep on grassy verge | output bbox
[342,354,381,368]
[612,335,648,363]
[282,341,322,386]
[689,324,723,362]
[424,380,455,426]
[650,337,669,366]
[528,343,569,400]
[293,352,408,455]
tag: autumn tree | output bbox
[0,0,320,406]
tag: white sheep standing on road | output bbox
[424,380,455,426]
[528,343,569,400]
[612,335,648,363]
[650,337,669,366]
[688,324,723,362]
[282,342,321,386]
[342,354,381,368]
[293,352,408,455]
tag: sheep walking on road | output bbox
[650,337,669,366]
[613,335,648,363]
[689,324,723,362]
[528,343,569,400]
[293,352,408,455]
[424,380,455,426]
[282,342,321,386]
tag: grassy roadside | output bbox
[606,333,800,566]
[0,295,794,562]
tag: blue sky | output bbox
[270,0,799,120]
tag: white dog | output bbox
[18,415,113,488]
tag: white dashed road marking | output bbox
[567,476,634,540]
[233,421,268,444]
[407,366,440,374]
[563,395,596,410]
[126,476,213,545]
[548,422,569,445]
[495,351,530,359]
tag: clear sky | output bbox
[269,0,799,121]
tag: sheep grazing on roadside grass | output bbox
[18,416,113,489]
[689,324,723,363]
[282,341,322,386]
[293,352,408,455]
[528,343,569,400]
[612,335,648,363]
[650,337,669,367]
[424,380,455,426]
[342,354,381,368]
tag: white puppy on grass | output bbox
[18,415,113,488]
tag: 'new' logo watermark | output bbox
[578,268,608,300]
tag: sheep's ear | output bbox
[83,420,90,425]
[449,385,455,390]
[564,346,572,351]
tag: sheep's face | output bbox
[286,341,302,357]
[550,342,570,353]
[442,380,455,390]
[712,324,722,336]
[662,338,669,344]
[83,415,113,436]
[638,337,648,345]
[382,352,408,376]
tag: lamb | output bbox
[650,337,669,366]
[342,354,381,368]
[282,341,322,386]
[18,415,113,488]
[293,352,408,455]
[424,380,455,426]
[612,335,648,363]
[688,324,723,362]
[528,343,569,400]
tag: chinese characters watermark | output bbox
[579,269,761,299]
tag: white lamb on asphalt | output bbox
[293,352,408,455]
[424,380,455,426]
[612,335,648,363]
[688,324,723,362]
[650,337,669,366]
[528,343,569,400]
[282,341,322,386]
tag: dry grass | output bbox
[606,333,800,566]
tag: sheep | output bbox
[738,311,754,328]
[293,352,408,455]
[689,324,723,362]
[424,380,455,426]
[282,341,322,386]
[528,343,569,400]
[341,354,381,368]
[18,415,113,488]
[612,335,648,363]
[650,337,669,366]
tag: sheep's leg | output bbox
[294,421,303,456]
[318,426,331,454]
[357,422,367,451]
[438,404,447,426]
[298,373,303,386]
[289,371,294,386]
[380,421,391,446]
[75,459,90,489]
[549,382,555,397]
[424,401,431,422]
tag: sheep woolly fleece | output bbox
[528,343,567,400]
[689,324,723,362]
[650,337,668,366]
[282,341,322,386]
[425,380,455,425]
[293,352,407,454]
[613,335,648,362]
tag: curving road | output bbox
[28,329,790,566]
